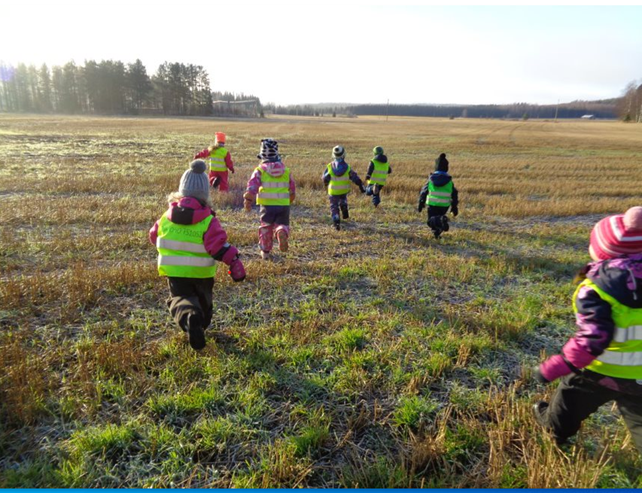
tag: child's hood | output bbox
[166,197,212,225]
[587,254,642,308]
[430,171,452,187]
[259,160,286,177]
[331,159,349,177]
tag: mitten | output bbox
[533,367,550,384]
[451,206,459,217]
[243,191,255,212]
[290,193,296,204]
[228,257,246,282]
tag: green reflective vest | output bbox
[575,279,642,379]
[257,167,291,206]
[156,213,217,278]
[368,159,389,186]
[209,147,229,172]
[427,180,453,207]
[327,163,352,196]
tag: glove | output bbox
[290,193,295,204]
[228,257,246,282]
[417,204,424,213]
[451,206,459,217]
[533,367,550,385]
[359,184,366,194]
[243,191,255,212]
[231,168,235,174]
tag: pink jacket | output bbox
[246,161,296,196]
[149,197,232,262]
[194,147,234,172]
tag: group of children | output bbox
[149,133,641,454]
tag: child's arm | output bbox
[225,152,235,173]
[194,148,210,160]
[149,220,160,246]
[450,184,459,216]
[243,168,262,211]
[417,182,429,212]
[322,168,331,186]
[349,169,366,193]
[538,285,615,382]
[204,218,245,281]
[365,161,374,181]
[289,174,296,203]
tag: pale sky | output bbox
[1,2,641,106]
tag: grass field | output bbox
[1,113,642,487]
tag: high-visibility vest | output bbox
[368,159,389,186]
[156,213,217,278]
[327,163,352,196]
[576,279,642,379]
[209,147,229,172]
[427,180,453,207]
[256,167,291,206]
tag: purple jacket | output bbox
[540,254,642,394]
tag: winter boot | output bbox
[276,229,289,252]
[333,218,341,231]
[372,194,381,207]
[341,204,349,220]
[186,313,206,350]
[441,215,449,232]
[260,250,271,261]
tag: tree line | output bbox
[617,80,642,122]
[0,59,263,117]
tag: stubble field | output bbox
[1,113,642,487]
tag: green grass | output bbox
[1,114,641,487]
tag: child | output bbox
[417,153,459,239]
[149,160,246,350]
[533,206,642,453]
[364,146,391,208]
[194,132,235,191]
[243,139,295,260]
[322,145,365,230]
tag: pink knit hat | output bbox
[589,206,642,260]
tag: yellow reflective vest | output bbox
[427,181,453,207]
[368,159,389,186]
[209,147,229,172]
[575,279,642,379]
[257,167,291,206]
[327,163,352,196]
[156,213,217,278]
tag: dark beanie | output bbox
[435,153,449,172]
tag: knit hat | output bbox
[257,138,280,161]
[333,145,346,159]
[435,153,449,172]
[215,132,226,146]
[589,207,642,260]
[179,160,210,203]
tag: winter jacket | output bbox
[417,171,459,212]
[540,254,642,395]
[246,160,296,197]
[365,154,392,182]
[149,197,236,266]
[194,146,235,172]
[322,159,364,190]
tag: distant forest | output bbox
[0,59,262,117]
[1,58,639,121]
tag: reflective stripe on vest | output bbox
[575,279,642,379]
[427,181,453,206]
[257,167,290,206]
[156,213,217,278]
[368,159,389,186]
[209,147,229,172]
[328,163,352,196]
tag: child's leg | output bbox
[194,278,214,330]
[329,196,341,227]
[274,206,291,252]
[372,185,382,207]
[617,395,642,453]
[539,374,615,445]
[259,206,276,253]
[216,171,230,192]
[340,196,349,219]
[167,277,207,349]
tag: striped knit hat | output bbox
[589,207,642,260]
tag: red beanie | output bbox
[590,207,642,260]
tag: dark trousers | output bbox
[427,205,449,232]
[543,373,642,453]
[329,195,349,220]
[167,277,214,332]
